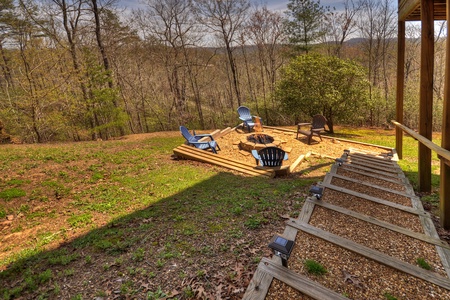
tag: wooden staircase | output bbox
[243,148,450,299]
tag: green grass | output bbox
[416,257,432,270]
[0,127,440,299]
[303,259,327,275]
[0,188,26,200]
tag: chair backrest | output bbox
[180,126,197,143]
[258,147,286,167]
[312,115,327,129]
[237,106,252,121]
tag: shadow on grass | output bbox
[298,161,335,176]
[402,171,440,192]
[0,171,325,299]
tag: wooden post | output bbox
[396,19,405,160]
[418,0,434,193]
[441,0,450,229]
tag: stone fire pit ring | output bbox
[240,133,282,152]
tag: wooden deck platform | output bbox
[243,148,450,299]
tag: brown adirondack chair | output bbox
[296,115,327,145]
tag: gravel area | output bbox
[330,177,413,207]
[288,231,450,300]
[266,279,315,300]
[336,168,406,192]
[321,189,424,233]
[309,206,447,277]
[215,127,387,169]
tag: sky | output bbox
[263,0,346,12]
[117,0,347,14]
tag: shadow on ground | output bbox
[1,169,326,299]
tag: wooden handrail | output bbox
[391,120,450,163]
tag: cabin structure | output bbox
[396,0,450,228]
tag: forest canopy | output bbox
[0,0,444,143]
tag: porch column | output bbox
[441,0,450,229]
[418,0,434,193]
[396,20,405,160]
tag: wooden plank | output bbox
[346,155,398,168]
[399,0,420,21]
[320,183,430,217]
[242,262,273,300]
[174,147,259,173]
[392,121,450,164]
[330,173,417,199]
[256,165,290,177]
[310,152,337,160]
[340,165,404,184]
[177,144,257,168]
[343,161,401,175]
[297,199,316,223]
[257,258,348,300]
[348,150,397,162]
[347,152,393,162]
[308,198,450,249]
[341,163,404,179]
[348,147,392,156]
[289,150,310,173]
[288,221,450,290]
[173,146,274,177]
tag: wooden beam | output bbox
[391,121,450,163]
[173,145,274,177]
[441,0,450,229]
[419,0,434,193]
[399,0,420,21]
[396,19,405,159]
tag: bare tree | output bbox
[357,0,396,126]
[321,0,361,57]
[246,5,287,121]
[194,0,250,109]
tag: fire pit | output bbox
[247,134,274,144]
[240,133,281,152]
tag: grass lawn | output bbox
[0,127,441,299]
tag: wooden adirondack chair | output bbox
[296,115,327,145]
[237,106,263,132]
[180,126,220,153]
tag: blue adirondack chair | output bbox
[180,126,220,153]
[237,106,262,132]
[251,147,288,167]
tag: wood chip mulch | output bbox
[321,189,424,233]
[266,279,315,300]
[288,231,450,300]
[336,168,406,192]
[330,177,413,207]
[309,206,447,277]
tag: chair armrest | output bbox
[297,122,311,126]
[194,134,214,141]
[239,117,252,122]
[311,127,325,132]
